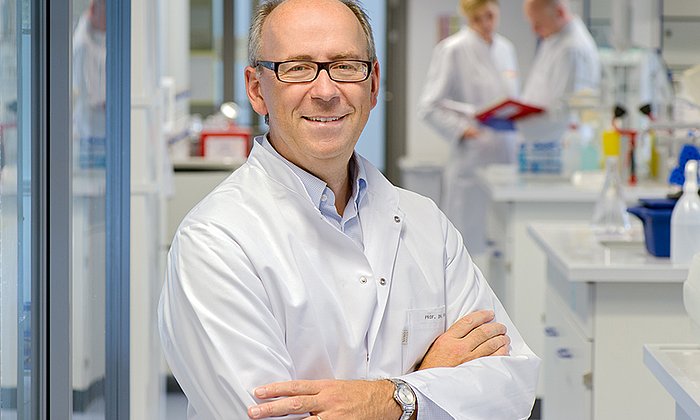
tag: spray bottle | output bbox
[671,160,700,264]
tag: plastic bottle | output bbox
[579,123,599,170]
[648,130,660,180]
[601,129,621,160]
[671,160,700,264]
[561,124,582,178]
[601,129,622,175]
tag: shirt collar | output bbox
[352,153,368,210]
[261,134,367,211]
[465,26,493,49]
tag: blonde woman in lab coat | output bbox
[419,0,519,255]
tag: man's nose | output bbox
[309,69,340,101]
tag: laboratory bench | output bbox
[528,222,696,420]
[479,168,668,398]
[644,344,700,420]
[166,157,245,243]
[171,156,246,172]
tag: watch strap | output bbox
[387,378,416,420]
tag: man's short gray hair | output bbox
[248,0,376,66]
[530,0,569,9]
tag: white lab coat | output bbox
[159,137,540,419]
[419,28,520,255]
[73,12,106,142]
[521,16,600,109]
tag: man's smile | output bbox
[302,113,350,124]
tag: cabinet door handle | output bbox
[557,348,573,359]
[544,327,559,337]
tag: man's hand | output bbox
[418,310,510,370]
[247,379,402,419]
[461,126,480,141]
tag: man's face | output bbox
[524,0,560,39]
[245,0,380,171]
[467,2,500,43]
[90,0,107,32]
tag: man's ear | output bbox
[555,2,566,20]
[245,66,269,117]
[369,60,380,109]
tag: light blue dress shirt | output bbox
[262,137,367,249]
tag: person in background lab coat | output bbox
[521,0,600,109]
[419,0,520,256]
[159,0,540,419]
[73,0,106,168]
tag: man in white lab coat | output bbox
[521,0,600,109]
[419,0,520,256]
[158,1,540,419]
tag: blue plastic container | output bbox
[637,198,677,210]
[627,205,673,257]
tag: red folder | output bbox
[475,98,544,122]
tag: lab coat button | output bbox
[359,276,368,284]
[379,277,387,286]
[394,215,401,223]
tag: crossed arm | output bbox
[247,309,510,420]
[160,215,539,419]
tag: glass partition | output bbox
[72,0,107,416]
[1,0,35,416]
[2,0,132,416]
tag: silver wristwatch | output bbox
[387,378,416,420]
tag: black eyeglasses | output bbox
[256,59,372,83]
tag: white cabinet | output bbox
[661,18,700,72]
[166,159,242,243]
[72,175,107,396]
[663,0,700,18]
[531,223,696,420]
[487,197,592,388]
[481,173,666,398]
[543,289,593,420]
[662,0,700,72]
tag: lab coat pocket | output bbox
[401,305,446,373]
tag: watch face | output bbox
[397,385,416,404]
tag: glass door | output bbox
[70,0,132,417]
[2,0,131,417]
[71,0,108,415]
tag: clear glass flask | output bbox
[591,156,632,239]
